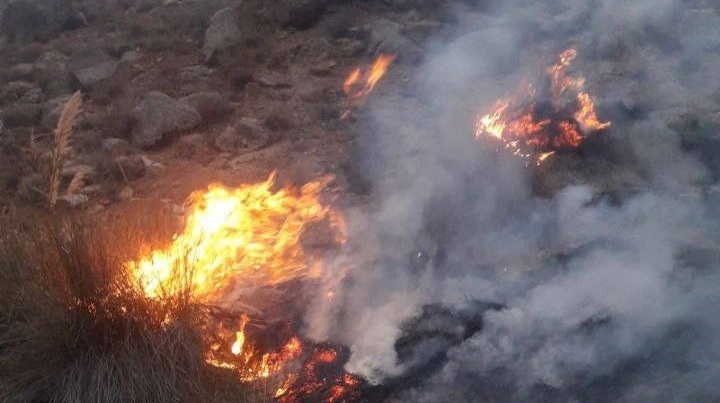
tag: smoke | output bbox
[306,0,720,401]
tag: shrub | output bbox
[0,211,263,402]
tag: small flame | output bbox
[231,315,249,356]
[342,54,396,118]
[475,47,611,164]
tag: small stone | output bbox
[118,186,133,200]
[60,193,89,207]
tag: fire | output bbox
[126,173,359,400]
[341,54,396,118]
[129,171,339,299]
[475,48,611,164]
[231,315,248,356]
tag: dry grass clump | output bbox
[0,211,263,403]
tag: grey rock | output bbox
[60,193,89,207]
[18,86,45,104]
[0,81,38,104]
[367,19,422,62]
[1,0,76,44]
[10,63,34,80]
[203,7,242,62]
[61,163,96,182]
[131,91,201,147]
[179,65,214,83]
[179,91,231,122]
[68,49,118,88]
[278,0,330,29]
[1,103,42,127]
[34,51,73,97]
[214,125,243,152]
[120,50,143,64]
[34,50,69,71]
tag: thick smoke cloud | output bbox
[306,0,720,401]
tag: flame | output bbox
[126,173,359,399]
[128,171,340,299]
[231,315,248,356]
[575,92,611,131]
[475,48,611,164]
[342,54,396,118]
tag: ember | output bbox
[475,48,611,164]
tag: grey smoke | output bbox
[305,0,720,401]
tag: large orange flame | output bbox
[129,172,339,299]
[127,174,355,398]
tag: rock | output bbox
[176,133,207,157]
[179,92,232,123]
[61,164,96,182]
[367,19,423,63]
[118,186,133,200]
[214,121,271,152]
[140,155,165,175]
[1,0,76,44]
[10,63,34,80]
[18,86,45,104]
[34,51,69,71]
[203,7,242,62]
[131,91,201,147]
[179,65,214,83]
[101,137,131,155]
[214,126,243,152]
[278,0,330,29]
[113,155,146,180]
[68,49,118,88]
[33,51,73,97]
[0,81,38,104]
[310,60,337,76]
[120,50,143,64]
[1,104,43,128]
[60,193,89,207]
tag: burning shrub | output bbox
[0,213,262,402]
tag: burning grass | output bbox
[0,211,265,403]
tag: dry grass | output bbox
[48,91,82,209]
[0,209,265,402]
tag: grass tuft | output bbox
[0,211,264,402]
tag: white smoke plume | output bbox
[306,0,720,401]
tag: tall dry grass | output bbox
[0,209,264,403]
[48,91,82,209]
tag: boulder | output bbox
[0,81,38,104]
[278,0,331,29]
[68,49,118,88]
[1,0,76,44]
[131,91,201,147]
[33,50,73,97]
[179,92,232,123]
[367,19,423,63]
[1,104,42,127]
[214,120,271,152]
[203,7,242,62]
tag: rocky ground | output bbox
[0,0,472,215]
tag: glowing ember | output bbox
[342,54,396,118]
[475,48,611,164]
[128,171,339,299]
